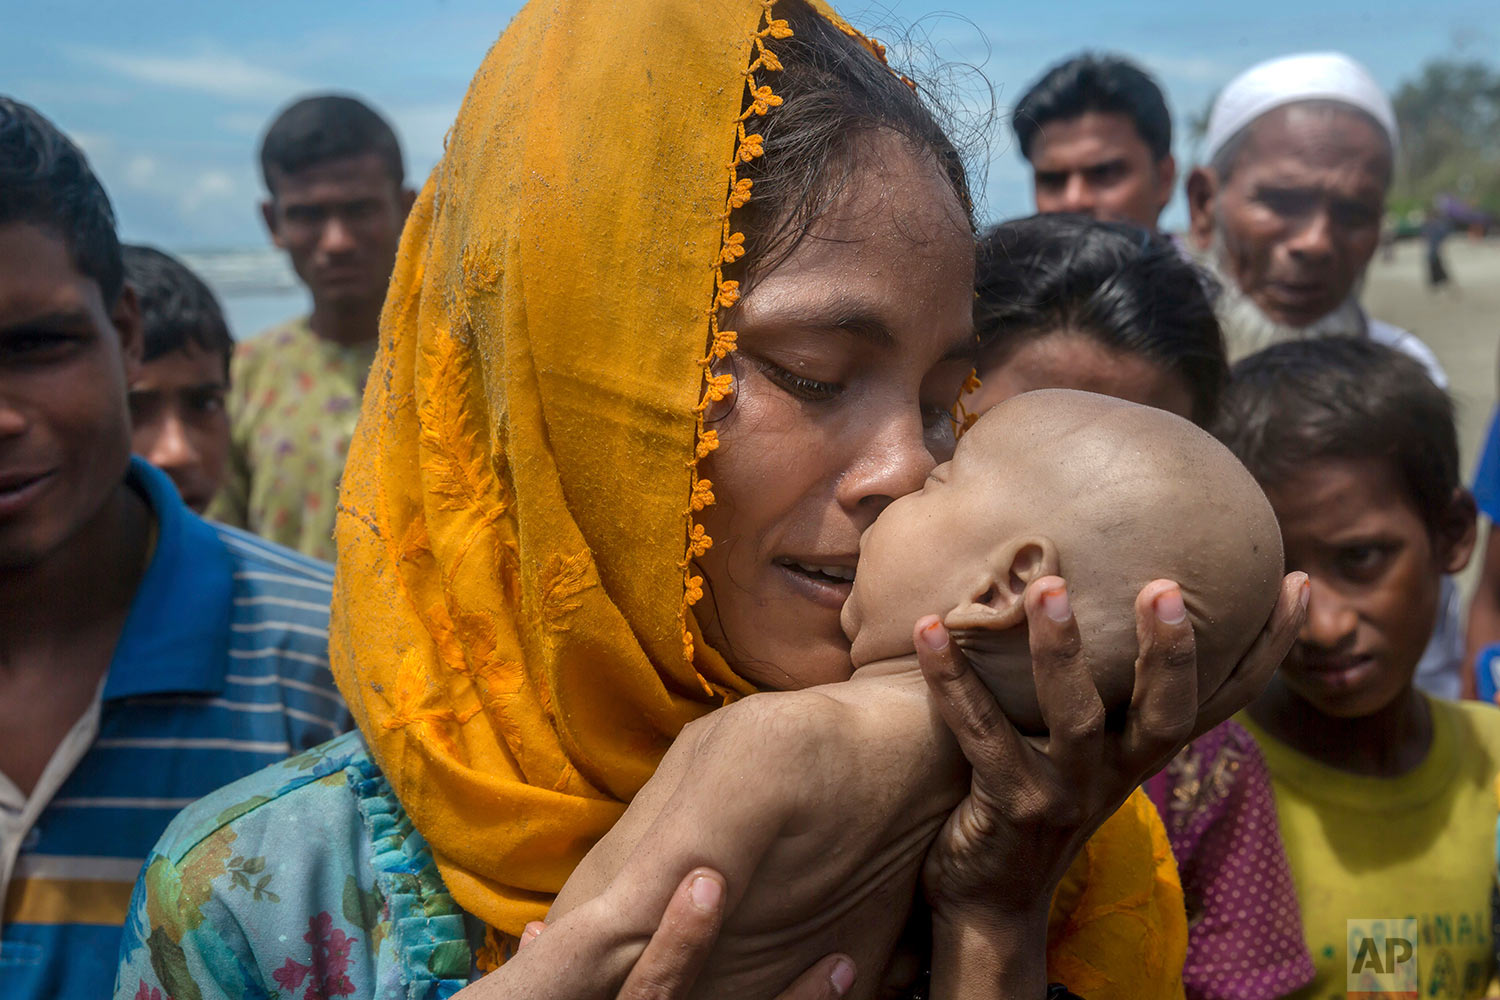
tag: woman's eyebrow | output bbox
[772,307,896,347]
[748,300,974,361]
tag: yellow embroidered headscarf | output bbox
[330,0,1184,992]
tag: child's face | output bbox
[128,346,229,512]
[971,330,1196,423]
[1267,456,1474,719]
[0,222,141,569]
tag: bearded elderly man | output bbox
[1186,53,1460,699]
[1186,52,1444,384]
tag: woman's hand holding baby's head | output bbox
[843,389,1285,734]
[912,566,1307,977]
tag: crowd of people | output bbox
[2,2,1498,999]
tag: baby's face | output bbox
[841,422,1018,667]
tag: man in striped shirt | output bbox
[0,98,351,1000]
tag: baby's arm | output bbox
[543,692,846,993]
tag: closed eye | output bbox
[758,359,842,401]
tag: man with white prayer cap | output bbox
[1187,52,1464,701]
[1185,52,1445,386]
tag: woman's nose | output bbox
[835,408,935,525]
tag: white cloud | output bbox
[180,169,237,212]
[216,111,268,135]
[1140,53,1232,85]
[68,129,114,159]
[383,100,460,174]
[71,46,311,102]
[124,153,157,187]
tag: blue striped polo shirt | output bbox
[0,458,352,1000]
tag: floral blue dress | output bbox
[113,732,483,1000]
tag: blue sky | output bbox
[7,0,1495,250]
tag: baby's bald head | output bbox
[842,389,1282,732]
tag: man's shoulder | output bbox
[231,315,314,368]
[1366,316,1449,388]
[212,522,335,593]
[211,524,338,698]
[150,731,371,866]
[1436,696,1500,750]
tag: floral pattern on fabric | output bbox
[113,732,481,1000]
[209,317,377,562]
[270,913,357,998]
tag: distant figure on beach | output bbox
[209,95,414,561]
[122,245,233,513]
[1012,53,1176,231]
[1423,208,1452,292]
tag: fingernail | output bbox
[830,958,856,996]
[1298,577,1311,612]
[690,874,722,912]
[1042,586,1071,622]
[519,922,544,948]
[918,618,949,652]
[1154,587,1187,625]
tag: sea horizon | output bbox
[170,246,307,340]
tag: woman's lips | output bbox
[774,557,855,611]
[0,470,54,519]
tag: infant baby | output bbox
[529,389,1283,1000]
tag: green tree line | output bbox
[1390,58,1500,217]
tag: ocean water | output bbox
[176,247,308,340]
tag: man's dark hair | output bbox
[0,96,123,305]
[122,245,233,377]
[1012,53,1173,163]
[1213,337,1458,534]
[975,214,1227,426]
[259,94,404,196]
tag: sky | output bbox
[7,0,1496,253]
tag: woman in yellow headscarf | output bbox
[115,1,1304,999]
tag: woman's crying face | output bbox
[694,133,976,691]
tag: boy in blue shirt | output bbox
[0,97,351,1000]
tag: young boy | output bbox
[122,245,232,512]
[212,95,414,560]
[521,390,1285,1000]
[1212,337,1498,999]
[0,98,350,1000]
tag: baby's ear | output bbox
[943,536,1059,632]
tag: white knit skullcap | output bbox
[1203,52,1398,163]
